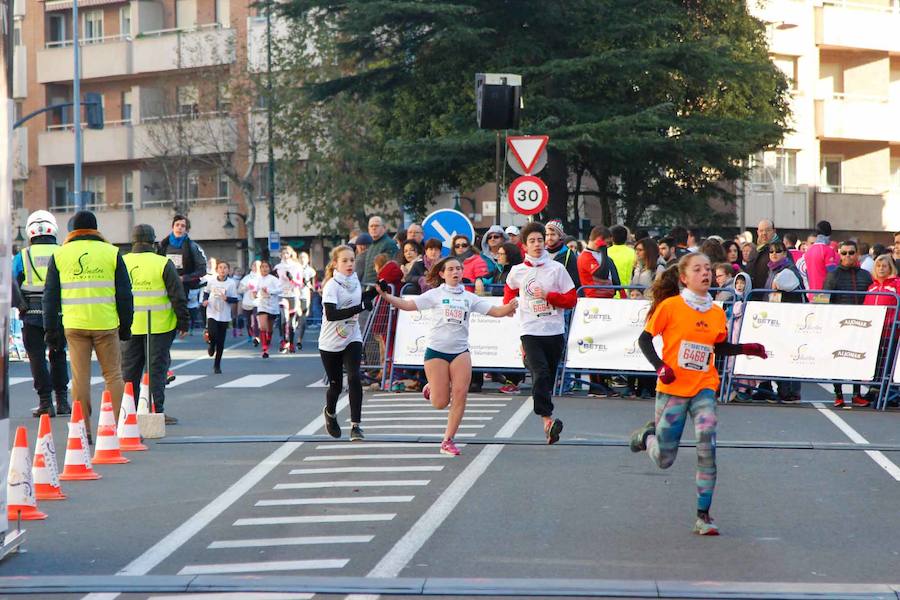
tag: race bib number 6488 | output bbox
[678,341,712,372]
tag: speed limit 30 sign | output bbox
[507,175,548,216]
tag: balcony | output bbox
[38,114,237,167]
[13,46,26,98]
[815,95,900,142]
[745,184,811,229]
[36,26,234,83]
[816,1,900,53]
[816,189,900,231]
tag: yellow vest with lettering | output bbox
[20,243,60,293]
[124,252,177,335]
[54,239,120,330]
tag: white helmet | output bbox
[26,210,59,240]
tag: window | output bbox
[14,101,23,121]
[13,20,22,47]
[119,5,131,38]
[177,86,199,118]
[122,173,133,206]
[256,165,271,200]
[121,91,132,122]
[775,149,797,186]
[84,175,106,206]
[175,0,197,29]
[51,178,70,209]
[217,83,232,113]
[217,170,230,199]
[178,170,199,200]
[820,156,842,193]
[48,14,67,45]
[773,55,799,91]
[215,0,230,27]
[13,181,24,210]
[83,9,103,42]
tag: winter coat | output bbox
[823,264,873,305]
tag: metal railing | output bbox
[137,22,224,38]
[46,118,131,132]
[141,196,230,208]
[45,33,130,48]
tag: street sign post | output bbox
[268,231,281,253]
[508,175,549,216]
[422,208,475,257]
[507,135,549,175]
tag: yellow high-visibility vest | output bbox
[54,239,120,330]
[124,252,177,335]
[20,243,60,293]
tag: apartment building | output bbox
[11,0,315,266]
[744,0,900,240]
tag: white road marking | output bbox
[349,416,492,422]
[9,377,31,386]
[315,443,460,450]
[216,374,290,388]
[305,454,448,462]
[178,558,348,575]
[164,375,206,389]
[233,514,395,526]
[369,394,508,401]
[170,338,248,371]
[289,466,443,475]
[357,403,508,408]
[209,535,374,549]
[360,424,484,429]
[274,480,430,490]
[67,376,104,389]
[362,409,500,415]
[255,496,414,507]
[813,401,900,481]
[150,594,313,600]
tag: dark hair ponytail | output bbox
[426,256,461,289]
[647,264,681,320]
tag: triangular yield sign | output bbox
[507,136,549,174]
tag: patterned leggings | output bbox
[646,388,718,512]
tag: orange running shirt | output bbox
[644,295,727,398]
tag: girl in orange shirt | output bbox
[629,253,767,535]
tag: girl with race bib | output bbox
[319,246,378,442]
[503,222,577,444]
[253,261,282,358]
[202,260,239,374]
[378,256,518,456]
[630,253,767,535]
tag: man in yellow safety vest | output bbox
[42,210,133,442]
[122,225,189,424]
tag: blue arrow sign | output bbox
[421,209,476,257]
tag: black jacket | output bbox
[131,243,191,332]
[823,264,873,305]
[42,230,134,333]
[548,243,580,288]
[157,234,207,290]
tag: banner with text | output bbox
[564,298,661,372]
[392,296,525,369]
[734,301,887,381]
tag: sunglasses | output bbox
[487,234,502,239]
[768,249,784,255]
[454,243,469,249]
[840,250,857,256]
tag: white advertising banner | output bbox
[392,296,525,369]
[734,301,887,381]
[893,348,900,384]
[564,298,660,372]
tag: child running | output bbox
[202,260,238,374]
[238,260,260,346]
[253,261,282,358]
[319,246,378,441]
[503,222,577,444]
[630,253,767,535]
[378,256,518,456]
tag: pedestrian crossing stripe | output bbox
[216,374,290,388]
[166,375,206,389]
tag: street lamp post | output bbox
[73,0,83,211]
[266,0,275,237]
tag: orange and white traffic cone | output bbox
[117,382,147,452]
[59,401,101,481]
[7,426,47,520]
[92,391,129,465]
[33,414,66,501]
[137,373,151,414]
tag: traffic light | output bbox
[85,93,104,130]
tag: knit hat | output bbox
[71,210,97,231]
[354,233,374,246]
[816,220,832,236]
[545,219,565,237]
[131,224,156,245]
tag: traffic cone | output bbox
[92,391,129,465]
[7,426,47,520]
[33,414,66,500]
[118,382,147,452]
[59,401,101,481]
[137,373,151,414]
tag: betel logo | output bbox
[839,318,872,328]
[576,336,607,353]
[794,312,823,334]
[832,349,866,360]
[582,306,612,324]
[751,311,781,328]
[789,344,815,365]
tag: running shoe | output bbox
[833,394,845,408]
[262,351,269,359]
[423,383,431,400]
[851,395,870,408]
[544,418,564,445]
[166,370,176,384]
[499,384,520,394]
[164,414,179,425]
[350,424,365,442]
[391,381,406,393]
[203,329,210,343]
[291,343,298,353]
[693,513,720,536]
[214,366,222,374]
[252,337,260,347]
[629,420,656,453]
[323,408,341,438]
[440,438,460,456]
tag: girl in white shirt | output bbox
[503,221,578,444]
[274,247,304,354]
[319,246,379,441]
[202,260,239,374]
[252,261,282,358]
[379,257,518,456]
[238,260,260,347]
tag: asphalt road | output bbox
[3,328,900,599]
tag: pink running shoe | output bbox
[440,438,460,456]
[423,383,431,400]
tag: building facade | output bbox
[745,0,900,240]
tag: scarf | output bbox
[524,250,551,267]
[815,234,830,245]
[767,256,789,271]
[546,241,564,257]
[333,270,359,293]
[168,233,186,249]
[680,287,714,313]
[758,232,781,252]
[441,283,464,295]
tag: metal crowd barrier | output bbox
[359,283,397,390]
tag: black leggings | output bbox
[320,341,363,423]
[207,319,229,368]
[521,334,565,417]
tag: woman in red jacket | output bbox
[864,255,900,406]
